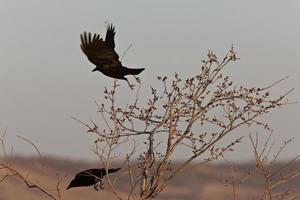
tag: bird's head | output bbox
[66,179,79,190]
[92,67,99,72]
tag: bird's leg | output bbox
[94,182,100,191]
[93,179,104,191]
[100,179,104,190]
[133,75,141,83]
[125,78,135,90]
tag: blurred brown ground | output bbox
[0,156,299,200]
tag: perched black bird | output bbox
[67,168,121,190]
[80,23,145,89]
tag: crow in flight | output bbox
[67,168,121,190]
[80,23,145,89]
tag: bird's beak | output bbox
[92,67,97,72]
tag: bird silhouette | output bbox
[67,168,121,190]
[80,23,145,89]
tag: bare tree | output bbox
[0,47,297,200]
[73,46,294,199]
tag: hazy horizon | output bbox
[0,0,299,161]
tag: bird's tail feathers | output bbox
[126,67,145,75]
[108,168,121,174]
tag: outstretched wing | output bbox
[80,32,120,66]
[105,23,116,50]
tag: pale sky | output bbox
[0,0,299,161]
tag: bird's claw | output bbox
[94,179,104,191]
[94,183,100,191]
[100,181,104,190]
[125,79,135,89]
[134,76,141,83]
[129,84,135,90]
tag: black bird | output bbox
[80,23,145,89]
[67,168,121,190]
